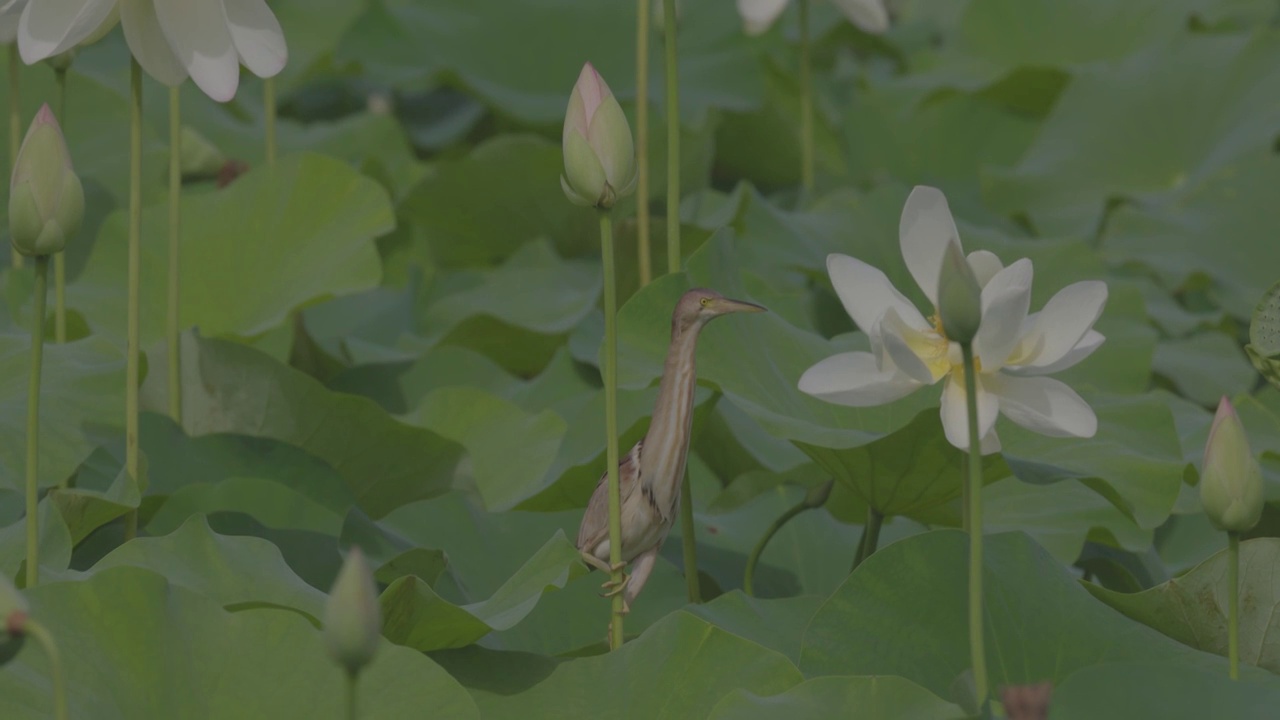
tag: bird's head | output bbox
[674,288,767,333]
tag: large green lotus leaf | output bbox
[0,499,71,582]
[379,531,585,651]
[708,675,968,720]
[0,335,124,493]
[685,592,825,667]
[68,152,390,350]
[146,476,345,537]
[47,449,143,545]
[1050,663,1280,720]
[985,32,1280,237]
[1248,279,1280,388]
[469,612,802,719]
[300,282,426,368]
[980,478,1150,566]
[48,515,327,619]
[799,530,1265,697]
[0,566,479,719]
[1152,331,1256,407]
[1105,154,1280,321]
[265,0,368,92]
[140,333,461,518]
[335,0,762,124]
[1087,538,1280,674]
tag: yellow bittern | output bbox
[576,288,766,611]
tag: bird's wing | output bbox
[575,439,643,554]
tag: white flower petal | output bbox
[736,0,788,35]
[987,373,1097,438]
[1010,280,1108,371]
[0,0,27,44]
[154,0,240,102]
[830,0,888,32]
[939,372,999,450]
[1010,329,1105,376]
[979,429,1001,455]
[18,0,114,63]
[798,351,922,407]
[899,185,961,307]
[221,0,286,79]
[120,0,187,86]
[827,253,930,337]
[880,309,936,385]
[966,250,1003,288]
[974,258,1032,370]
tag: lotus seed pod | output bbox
[937,241,983,344]
[323,547,381,676]
[9,104,83,258]
[1200,397,1263,533]
[561,62,636,209]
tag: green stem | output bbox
[23,618,67,720]
[24,256,48,588]
[663,0,700,604]
[1228,531,1240,680]
[635,0,651,287]
[961,343,988,706]
[9,43,21,270]
[960,454,970,532]
[798,0,814,193]
[123,59,141,542]
[600,210,625,650]
[167,86,181,423]
[52,67,67,344]
[345,670,358,720]
[264,77,277,168]
[851,507,884,571]
[744,498,808,596]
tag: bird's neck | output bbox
[640,321,703,511]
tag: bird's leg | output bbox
[579,551,616,574]
[621,544,662,609]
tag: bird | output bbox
[576,288,766,612]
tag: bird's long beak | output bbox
[713,296,767,314]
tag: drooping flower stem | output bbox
[167,86,182,423]
[264,78,277,168]
[52,66,68,344]
[662,0,700,604]
[22,617,67,720]
[123,59,142,542]
[634,0,651,287]
[851,507,884,571]
[345,670,358,720]
[1228,530,1240,680]
[8,44,21,270]
[24,256,48,588]
[600,209,625,650]
[961,343,988,706]
[797,0,814,193]
[744,497,807,596]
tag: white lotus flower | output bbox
[0,0,27,44]
[736,0,888,35]
[798,186,1108,453]
[17,0,286,103]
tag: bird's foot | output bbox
[579,551,614,574]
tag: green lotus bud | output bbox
[937,241,983,344]
[178,126,229,179]
[1200,397,1263,533]
[803,479,834,509]
[561,62,636,209]
[9,104,83,258]
[323,547,381,676]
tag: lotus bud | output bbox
[178,127,229,179]
[323,547,381,676]
[9,104,83,258]
[937,241,983,344]
[561,62,636,209]
[803,479,834,509]
[1200,397,1263,533]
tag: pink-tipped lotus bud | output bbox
[322,547,381,676]
[561,63,636,210]
[0,573,27,661]
[9,104,83,258]
[1200,397,1263,533]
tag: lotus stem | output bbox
[22,617,67,720]
[264,77,277,168]
[24,256,48,587]
[345,669,358,720]
[962,342,988,706]
[1228,531,1240,680]
[123,59,142,542]
[600,209,625,650]
[8,44,21,269]
[634,0,651,287]
[744,498,808,596]
[52,66,68,344]
[167,86,181,423]
[851,507,884,571]
[798,0,814,193]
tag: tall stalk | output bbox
[744,499,806,596]
[662,0,700,604]
[961,344,988,706]
[264,78,277,168]
[23,256,48,587]
[634,0,651,286]
[345,670,358,720]
[600,210,625,650]
[798,0,814,193]
[52,66,67,343]
[1228,531,1240,680]
[8,44,21,269]
[122,59,142,541]
[851,507,883,571]
[167,86,181,422]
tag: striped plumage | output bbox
[576,288,765,609]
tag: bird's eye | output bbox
[700,297,709,307]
